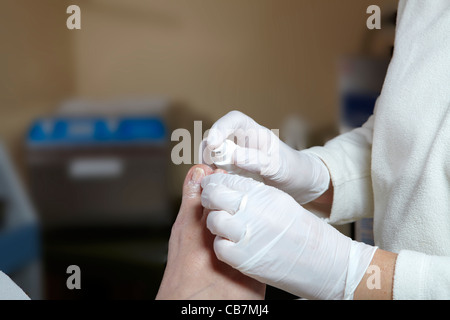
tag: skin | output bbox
[156,165,266,300]
[311,183,398,300]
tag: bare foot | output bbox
[156,165,266,300]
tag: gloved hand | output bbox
[201,173,377,300]
[204,110,330,204]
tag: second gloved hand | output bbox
[201,173,377,300]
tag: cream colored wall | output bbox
[72,0,397,130]
[70,0,396,196]
[0,0,397,191]
[0,0,74,173]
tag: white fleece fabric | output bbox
[308,0,450,299]
[0,271,29,300]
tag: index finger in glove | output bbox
[206,210,246,243]
[206,111,264,150]
[213,236,248,269]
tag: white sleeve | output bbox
[306,115,375,225]
[0,271,30,300]
[394,250,450,300]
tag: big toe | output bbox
[182,165,214,200]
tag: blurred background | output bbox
[0,0,397,299]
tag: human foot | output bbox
[156,165,266,300]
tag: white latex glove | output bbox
[204,111,330,204]
[201,173,377,300]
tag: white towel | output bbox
[0,271,30,300]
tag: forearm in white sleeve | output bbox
[305,115,375,225]
[0,271,30,300]
[394,250,450,300]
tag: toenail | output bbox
[192,167,205,184]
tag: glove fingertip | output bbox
[200,174,213,188]
[213,236,237,264]
[206,128,225,150]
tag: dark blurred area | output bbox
[0,0,397,299]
